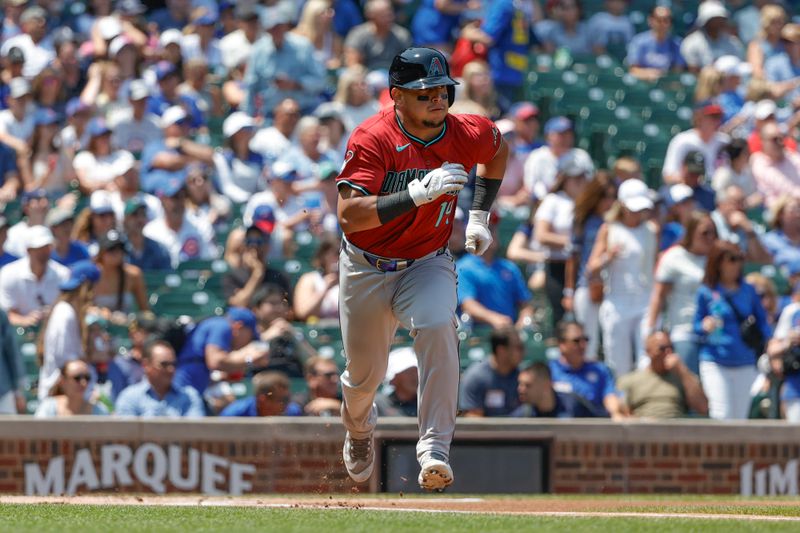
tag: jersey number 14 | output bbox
[434,199,455,228]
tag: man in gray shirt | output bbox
[344,0,411,71]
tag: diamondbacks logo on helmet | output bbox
[428,57,444,78]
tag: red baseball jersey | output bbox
[337,107,501,259]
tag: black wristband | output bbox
[376,190,416,224]
[471,176,501,211]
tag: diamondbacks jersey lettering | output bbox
[337,107,500,258]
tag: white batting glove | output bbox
[465,210,492,255]
[408,163,468,206]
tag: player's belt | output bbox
[362,247,447,273]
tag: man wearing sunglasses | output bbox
[115,340,206,418]
[549,320,630,420]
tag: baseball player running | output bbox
[336,47,508,490]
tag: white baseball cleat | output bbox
[418,452,454,491]
[343,432,374,483]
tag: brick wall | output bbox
[2,418,800,495]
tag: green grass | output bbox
[1,504,799,533]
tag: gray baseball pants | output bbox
[339,238,460,463]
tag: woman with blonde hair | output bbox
[332,65,379,130]
[292,0,342,70]
[458,60,502,119]
[587,179,658,375]
[747,4,786,79]
[694,65,723,102]
[37,260,101,402]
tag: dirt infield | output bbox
[4,494,800,521]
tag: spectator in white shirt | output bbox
[143,175,218,268]
[0,225,69,327]
[219,4,262,72]
[750,121,800,208]
[0,77,35,148]
[0,6,54,78]
[109,80,162,155]
[661,101,729,185]
[250,97,301,164]
[523,116,594,201]
[73,118,135,193]
[5,188,50,258]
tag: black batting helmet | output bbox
[389,47,459,104]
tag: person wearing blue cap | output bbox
[173,307,271,396]
[4,188,50,258]
[523,116,594,201]
[147,61,206,129]
[37,259,101,402]
[143,173,218,268]
[181,8,222,71]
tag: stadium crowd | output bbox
[0,0,799,423]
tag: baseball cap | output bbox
[155,61,178,82]
[60,260,101,291]
[235,4,259,20]
[782,23,800,43]
[22,188,47,203]
[496,118,515,136]
[227,307,258,338]
[154,175,186,197]
[714,55,751,78]
[754,100,777,121]
[5,46,25,64]
[314,102,345,122]
[112,150,136,176]
[696,1,728,27]
[262,6,294,29]
[385,346,418,384]
[250,204,276,234]
[557,153,589,178]
[66,97,91,117]
[108,35,134,58]
[97,229,125,251]
[223,112,255,138]
[128,79,149,101]
[618,179,653,212]
[90,190,115,214]
[544,116,572,135]
[694,99,723,116]
[270,160,299,182]
[34,108,60,126]
[45,206,74,227]
[9,77,30,99]
[509,101,539,121]
[124,195,147,216]
[97,16,122,40]
[683,150,706,173]
[26,225,54,249]
[192,11,217,26]
[668,183,694,205]
[160,105,187,128]
[19,5,46,24]
[116,0,146,16]
[52,26,77,48]
[159,29,183,48]
[88,117,111,137]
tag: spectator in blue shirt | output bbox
[679,150,717,212]
[45,207,90,267]
[174,307,270,395]
[122,196,172,271]
[115,340,206,418]
[149,0,191,31]
[147,61,206,129]
[627,5,685,81]
[462,0,536,101]
[548,320,629,419]
[535,0,591,56]
[0,217,18,268]
[243,7,327,118]
[586,0,634,56]
[512,362,596,418]
[764,23,800,103]
[459,326,523,417]
[0,140,21,203]
[457,221,534,329]
[693,241,772,420]
[410,0,475,53]
[761,196,800,271]
[220,370,303,417]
